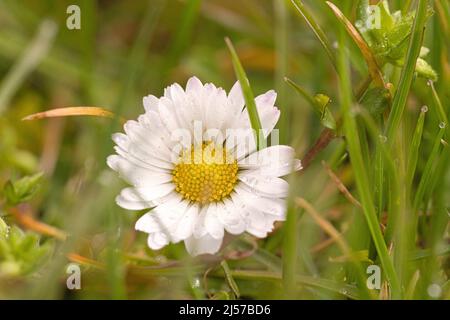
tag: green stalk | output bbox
[274,0,290,144]
[385,0,428,141]
[336,24,401,297]
[282,203,298,297]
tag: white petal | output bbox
[107,155,173,187]
[115,185,176,210]
[238,172,289,198]
[228,81,245,112]
[186,76,203,93]
[246,210,269,238]
[193,205,209,238]
[119,122,174,167]
[173,203,199,241]
[135,193,183,233]
[254,90,280,136]
[239,145,302,177]
[234,184,286,218]
[217,199,246,235]
[204,86,229,132]
[204,203,224,239]
[147,232,169,250]
[143,95,159,112]
[184,233,223,256]
[114,145,170,173]
[230,192,275,238]
[238,90,280,134]
[136,213,163,233]
[157,97,182,133]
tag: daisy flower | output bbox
[107,77,302,256]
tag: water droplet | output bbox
[191,277,201,288]
[421,105,428,113]
[427,283,442,298]
[439,122,446,129]
[378,135,387,143]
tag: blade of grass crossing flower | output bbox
[225,37,264,150]
[336,24,401,297]
[290,0,336,70]
[385,0,428,141]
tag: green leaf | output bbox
[2,172,44,206]
[0,225,53,276]
[360,87,390,115]
[356,0,437,80]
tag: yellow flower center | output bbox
[172,142,238,204]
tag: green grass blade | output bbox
[290,0,336,70]
[282,204,298,297]
[336,22,401,298]
[220,260,240,298]
[165,0,202,71]
[225,37,264,150]
[413,126,446,210]
[218,270,362,300]
[274,0,290,144]
[385,0,428,141]
[406,106,427,188]
[0,20,57,114]
[428,80,449,126]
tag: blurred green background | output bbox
[0,0,448,300]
